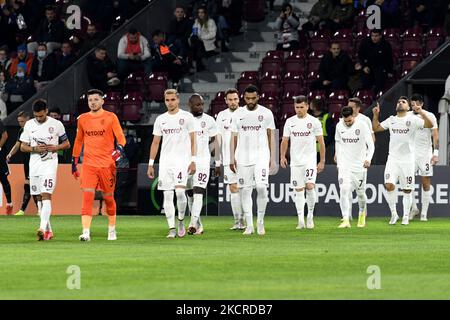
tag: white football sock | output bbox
[40,200,51,231]
[295,190,305,223]
[163,191,175,229]
[191,193,203,220]
[187,195,193,215]
[411,189,419,211]
[385,190,397,215]
[357,190,367,214]
[402,192,412,218]
[83,228,90,235]
[305,188,316,217]
[108,225,115,232]
[230,191,242,222]
[46,221,52,232]
[340,185,351,219]
[175,188,187,220]
[256,184,268,224]
[241,187,253,228]
[37,200,42,216]
[421,190,431,216]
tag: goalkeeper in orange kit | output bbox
[72,89,126,241]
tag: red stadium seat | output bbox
[260,56,283,75]
[354,90,375,108]
[124,71,146,92]
[333,29,352,40]
[284,59,306,74]
[286,49,306,60]
[146,72,168,102]
[305,71,321,91]
[102,91,122,115]
[239,71,259,81]
[328,103,344,114]
[265,50,284,61]
[259,97,279,117]
[308,90,327,102]
[77,94,89,115]
[282,82,304,98]
[402,26,422,40]
[425,38,443,56]
[237,79,257,96]
[283,71,304,84]
[402,48,423,59]
[122,93,143,122]
[209,103,227,118]
[427,27,444,39]
[402,39,422,51]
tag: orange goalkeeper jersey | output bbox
[72,109,126,167]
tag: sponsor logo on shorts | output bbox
[355,129,360,136]
[258,115,264,122]
[307,123,312,129]
[179,119,184,125]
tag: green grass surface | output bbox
[1,215,450,300]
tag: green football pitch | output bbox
[1,215,450,300]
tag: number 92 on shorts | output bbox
[187,166,210,189]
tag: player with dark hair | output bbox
[0,117,13,214]
[20,99,70,240]
[72,89,126,241]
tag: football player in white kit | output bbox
[372,96,434,225]
[408,94,439,221]
[280,95,325,229]
[184,94,218,235]
[335,106,374,228]
[147,89,198,238]
[230,85,276,235]
[215,88,245,230]
[19,99,70,241]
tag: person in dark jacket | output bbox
[28,5,67,54]
[356,29,393,94]
[30,43,57,91]
[77,24,104,56]
[5,62,36,113]
[55,41,77,74]
[167,5,193,58]
[86,45,119,92]
[313,42,354,90]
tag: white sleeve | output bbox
[364,125,375,162]
[20,123,30,144]
[58,121,68,142]
[266,110,276,130]
[431,113,438,129]
[187,114,199,133]
[117,36,128,59]
[335,125,342,163]
[282,119,290,138]
[314,119,324,136]
[141,36,151,60]
[152,117,162,136]
[208,117,218,137]
[231,112,239,133]
[413,116,425,130]
[380,118,390,130]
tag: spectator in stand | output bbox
[30,43,57,91]
[356,29,393,94]
[325,0,355,33]
[275,3,300,51]
[0,71,8,119]
[150,30,184,89]
[313,42,354,90]
[367,0,400,28]
[0,46,11,75]
[5,62,36,113]
[28,6,67,54]
[446,3,450,39]
[76,24,104,56]
[87,45,120,92]
[302,0,334,33]
[309,97,334,160]
[117,27,152,80]
[0,3,19,50]
[13,0,41,32]
[167,5,193,58]
[55,41,77,74]
[190,6,218,71]
[410,0,448,29]
[9,44,33,78]
[220,0,243,37]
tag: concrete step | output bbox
[208,51,266,64]
[232,41,276,52]
[191,82,236,93]
[207,61,260,73]
[182,71,247,85]
[232,31,279,43]
[178,92,219,109]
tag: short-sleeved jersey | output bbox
[17,127,30,165]
[335,120,374,173]
[283,114,323,166]
[20,117,68,176]
[153,109,198,168]
[338,113,373,133]
[231,105,276,166]
[216,107,240,166]
[408,110,438,158]
[72,110,126,168]
[193,113,217,167]
[380,114,424,163]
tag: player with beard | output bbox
[372,97,433,225]
[408,94,439,221]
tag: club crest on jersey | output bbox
[262,169,266,177]
[355,129,360,136]
[32,185,37,192]
[179,119,184,125]
[201,121,206,128]
[406,121,411,127]
[239,178,244,185]
[48,127,54,134]
[258,115,264,122]
[307,123,312,129]
[293,180,297,186]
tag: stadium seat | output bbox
[333,29,352,40]
[146,72,168,102]
[427,27,444,39]
[305,71,321,91]
[402,39,422,51]
[260,56,283,75]
[239,71,260,81]
[354,30,370,52]
[259,97,279,117]
[309,38,330,52]
[282,81,304,96]
[328,103,344,114]
[282,71,303,84]
[287,49,306,60]
[77,94,89,115]
[402,48,423,59]
[260,81,280,98]
[284,59,306,74]
[278,102,295,123]
[121,93,143,122]
[355,89,375,108]
[237,79,257,95]
[402,26,423,40]
[265,50,284,61]
[124,71,146,92]
[331,111,341,124]
[209,103,227,118]
[425,38,443,56]
[102,91,122,115]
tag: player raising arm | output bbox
[372,97,433,225]
[72,89,126,241]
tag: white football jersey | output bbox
[20,117,67,176]
[231,105,276,166]
[216,107,240,166]
[193,113,218,167]
[339,113,373,133]
[283,114,323,166]
[335,120,374,172]
[380,114,424,162]
[153,109,198,168]
[409,110,437,158]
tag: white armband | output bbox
[191,156,197,163]
[215,160,221,167]
[148,159,155,166]
[433,149,439,157]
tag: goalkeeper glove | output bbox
[111,144,125,162]
[71,157,80,179]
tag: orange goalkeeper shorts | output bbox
[80,163,116,193]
